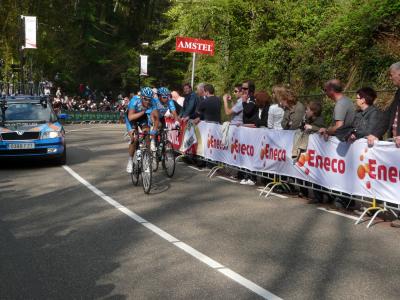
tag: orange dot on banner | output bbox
[305,168,310,175]
[366,181,371,189]
[360,154,364,161]
[364,163,370,174]
[260,149,265,160]
[364,148,368,153]
[297,155,305,167]
[304,153,310,162]
[357,165,366,180]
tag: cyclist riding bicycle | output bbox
[154,87,180,129]
[126,87,159,173]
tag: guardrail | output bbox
[61,110,120,123]
[164,118,400,229]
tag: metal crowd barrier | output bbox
[60,110,120,124]
[175,151,400,229]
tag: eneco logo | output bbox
[357,147,400,189]
[229,134,254,160]
[207,130,227,155]
[296,149,346,176]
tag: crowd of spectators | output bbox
[176,62,400,228]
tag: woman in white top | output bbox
[268,85,285,129]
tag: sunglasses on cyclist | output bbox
[142,97,151,102]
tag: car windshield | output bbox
[2,102,57,122]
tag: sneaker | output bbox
[240,179,247,185]
[246,179,255,185]
[126,159,133,173]
[150,140,156,152]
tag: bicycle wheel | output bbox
[141,149,153,194]
[162,141,176,178]
[130,158,140,186]
[152,150,159,172]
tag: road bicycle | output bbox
[130,131,153,194]
[151,127,178,178]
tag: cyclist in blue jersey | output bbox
[126,87,159,173]
[154,87,180,128]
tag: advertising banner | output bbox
[140,55,148,76]
[165,119,400,205]
[176,37,215,56]
[24,16,37,49]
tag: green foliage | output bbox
[1,0,399,98]
[161,0,400,96]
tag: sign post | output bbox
[176,37,214,88]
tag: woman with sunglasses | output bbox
[222,84,243,126]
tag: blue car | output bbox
[0,95,67,164]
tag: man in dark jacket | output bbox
[195,84,221,123]
[180,83,198,121]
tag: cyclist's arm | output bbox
[128,109,145,121]
[151,109,160,130]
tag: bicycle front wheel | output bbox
[141,149,153,194]
[162,141,176,178]
[130,158,140,186]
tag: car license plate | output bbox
[7,143,35,150]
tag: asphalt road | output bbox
[1,124,399,300]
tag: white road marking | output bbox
[66,126,119,133]
[317,207,359,221]
[63,165,282,300]
[188,165,206,172]
[216,176,237,183]
[256,188,288,199]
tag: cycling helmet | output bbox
[140,87,153,98]
[158,87,170,96]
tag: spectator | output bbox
[371,62,400,148]
[268,86,285,129]
[319,79,355,140]
[319,79,356,209]
[254,91,271,127]
[347,87,382,143]
[293,101,325,159]
[171,90,184,115]
[242,80,258,126]
[280,87,305,130]
[222,84,243,126]
[375,62,400,228]
[56,87,62,98]
[180,83,198,121]
[195,82,206,117]
[292,101,325,202]
[195,84,221,123]
[239,80,258,185]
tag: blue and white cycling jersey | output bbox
[153,98,176,118]
[125,96,157,131]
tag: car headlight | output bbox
[41,130,62,139]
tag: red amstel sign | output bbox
[176,37,214,56]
